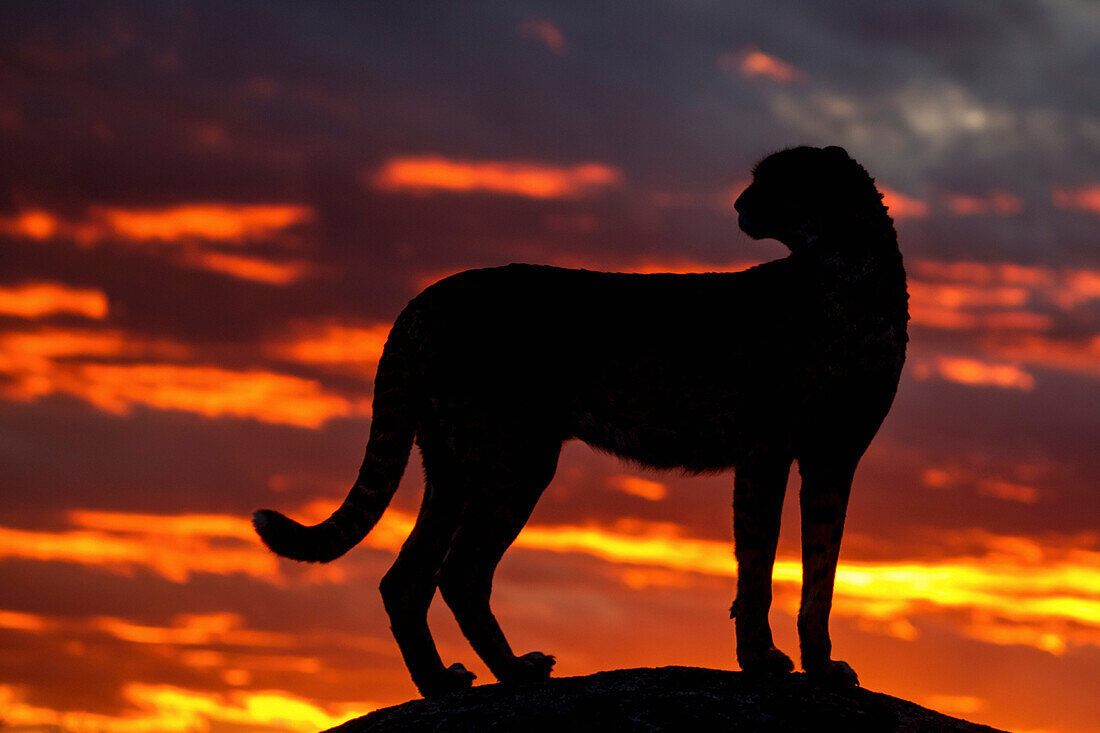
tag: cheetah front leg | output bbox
[731,456,795,676]
[797,456,859,686]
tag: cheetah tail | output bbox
[252,332,417,563]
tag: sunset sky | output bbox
[1,2,1098,732]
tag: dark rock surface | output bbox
[324,666,1008,732]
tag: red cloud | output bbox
[0,327,359,427]
[518,18,567,55]
[269,322,391,375]
[0,209,59,240]
[879,186,929,219]
[93,203,312,242]
[1052,185,1100,216]
[0,282,108,320]
[720,48,803,83]
[911,356,1035,391]
[944,191,1023,216]
[371,156,622,199]
[182,251,311,285]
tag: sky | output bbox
[0,1,1098,731]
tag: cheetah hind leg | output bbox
[437,445,560,685]
[378,482,475,698]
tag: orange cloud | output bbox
[499,515,1100,654]
[0,516,279,584]
[0,328,147,371]
[610,475,668,501]
[905,259,1100,335]
[1052,185,1100,216]
[944,191,1023,216]
[0,282,108,319]
[721,48,802,83]
[63,363,355,427]
[923,695,986,716]
[0,327,357,427]
[907,306,1052,332]
[0,506,349,585]
[93,203,312,242]
[921,468,955,489]
[518,18,567,54]
[909,281,1029,309]
[912,260,1054,288]
[0,609,53,632]
[270,322,391,374]
[93,613,292,648]
[879,186,929,219]
[0,209,59,239]
[919,464,1051,504]
[179,650,322,676]
[0,682,376,733]
[1057,269,1100,309]
[5,502,1100,657]
[372,156,622,199]
[1,204,312,246]
[979,479,1040,504]
[911,356,1035,391]
[71,509,258,540]
[182,251,311,285]
[984,334,1100,379]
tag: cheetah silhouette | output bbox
[253,145,909,697]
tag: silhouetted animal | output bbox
[253,145,909,696]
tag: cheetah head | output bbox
[734,145,886,253]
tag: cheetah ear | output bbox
[823,145,850,159]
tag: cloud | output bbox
[0,327,359,427]
[371,156,622,199]
[180,251,312,285]
[0,608,53,632]
[92,613,293,648]
[609,475,668,501]
[500,515,1100,655]
[0,682,375,733]
[983,334,1100,380]
[1052,185,1100,217]
[1058,270,1100,309]
[268,322,391,375]
[919,462,1050,505]
[720,48,803,83]
[978,479,1040,504]
[879,186,929,219]
[911,260,1055,288]
[0,506,349,584]
[911,281,1029,309]
[0,511,280,583]
[922,695,986,716]
[0,282,108,319]
[906,259,1100,337]
[0,209,59,240]
[518,18,567,55]
[2,204,315,285]
[911,356,1035,391]
[5,498,1100,662]
[91,204,313,243]
[1,204,313,246]
[943,191,1024,216]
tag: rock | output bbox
[323,666,1007,732]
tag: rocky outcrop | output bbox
[324,666,1007,732]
